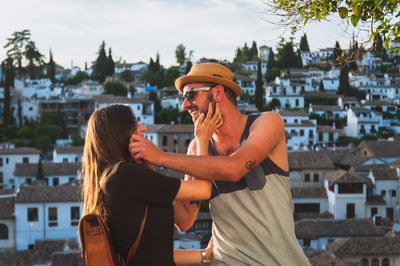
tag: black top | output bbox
[101,162,181,266]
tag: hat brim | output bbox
[175,74,242,97]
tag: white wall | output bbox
[0,153,40,188]
[0,219,16,249]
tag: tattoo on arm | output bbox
[190,201,200,208]
[246,160,256,170]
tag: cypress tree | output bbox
[296,49,303,68]
[299,34,310,52]
[319,80,325,91]
[92,41,108,82]
[185,61,192,74]
[277,41,297,69]
[255,60,264,110]
[36,159,44,180]
[332,41,342,66]
[47,49,56,82]
[250,41,258,60]
[3,58,14,127]
[338,65,351,96]
[243,42,251,62]
[233,48,243,63]
[107,48,115,76]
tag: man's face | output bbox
[181,83,214,121]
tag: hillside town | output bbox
[1,32,400,265]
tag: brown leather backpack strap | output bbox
[126,205,148,264]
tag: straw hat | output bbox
[175,63,242,97]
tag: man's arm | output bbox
[173,139,202,232]
[130,111,285,182]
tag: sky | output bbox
[0,0,358,70]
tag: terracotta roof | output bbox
[15,184,81,203]
[317,125,339,132]
[328,236,400,256]
[318,148,356,165]
[372,168,399,180]
[359,140,400,158]
[0,197,14,219]
[0,189,15,196]
[145,124,194,133]
[285,120,316,127]
[291,187,327,198]
[325,169,368,183]
[0,147,41,155]
[309,251,346,266]
[54,146,83,154]
[366,195,386,205]
[92,95,153,104]
[295,219,388,239]
[304,91,340,99]
[339,154,372,167]
[362,100,395,106]
[288,151,335,170]
[14,162,80,177]
[350,163,389,172]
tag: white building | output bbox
[236,74,257,96]
[344,108,384,138]
[80,80,104,96]
[280,110,316,150]
[0,192,16,250]
[15,184,82,250]
[53,147,83,163]
[92,94,154,125]
[10,98,40,126]
[0,148,41,189]
[13,162,80,187]
[266,79,305,109]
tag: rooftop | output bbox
[0,147,41,155]
[328,236,400,256]
[92,94,153,104]
[288,151,335,170]
[291,187,327,199]
[14,162,80,177]
[54,146,83,154]
[16,183,81,203]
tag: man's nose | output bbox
[181,98,191,110]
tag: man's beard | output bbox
[203,92,216,118]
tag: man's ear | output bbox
[214,85,225,102]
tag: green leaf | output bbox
[350,15,360,26]
[384,38,392,50]
[353,6,361,16]
[338,7,348,18]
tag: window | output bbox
[371,208,378,218]
[303,239,310,247]
[361,258,369,266]
[371,259,379,266]
[295,99,299,106]
[319,133,323,141]
[382,258,390,266]
[6,158,8,164]
[28,208,38,222]
[300,130,304,136]
[0,172,3,183]
[63,158,68,163]
[313,174,319,182]
[0,224,8,239]
[26,178,32,185]
[329,133,333,141]
[162,135,168,146]
[48,207,58,227]
[0,158,2,166]
[309,130,313,138]
[391,190,396,197]
[53,178,59,186]
[304,173,310,182]
[69,177,75,183]
[381,190,387,197]
[294,119,298,124]
[23,157,29,163]
[71,207,80,226]
[28,244,34,250]
[327,238,335,245]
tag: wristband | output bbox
[201,249,211,263]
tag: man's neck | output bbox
[213,103,247,144]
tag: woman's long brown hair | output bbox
[82,104,137,216]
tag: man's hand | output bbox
[129,135,164,166]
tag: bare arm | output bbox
[130,111,286,182]
[173,238,212,265]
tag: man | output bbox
[130,63,310,265]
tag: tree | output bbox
[255,60,264,110]
[107,48,115,77]
[331,41,342,66]
[36,159,44,180]
[185,61,192,74]
[47,49,56,82]
[164,66,180,87]
[276,40,297,69]
[3,30,31,74]
[266,49,280,82]
[267,0,400,59]
[319,80,325,91]
[103,80,127,96]
[2,58,14,126]
[149,91,161,113]
[250,41,259,60]
[299,34,310,52]
[338,66,352,96]
[243,42,251,62]
[24,40,44,79]
[296,49,303,68]
[175,44,186,66]
[233,48,244,63]
[92,41,109,82]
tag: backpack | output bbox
[79,206,147,266]
[79,162,148,266]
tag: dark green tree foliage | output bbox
[92,41,109,82]
[175,44,186,66]
[233,48,243,63]
[24,40,44,79]
[299,34,310,51]
[338,66,352,96]
[185,61,192,74]
[2,58,14,126]
[107,48,115,76]
[266,49,280,82]
[373,33,386,59]
[34,125,63,143]
[319,79,325,91]
[16,126,34,138]
[164,66,179,87]
[36,159,44,180]
[255,60,264,110]
[120,70,134,82]
[149,91,162,113]
[4,30,31,74]
[63,71,89,85]
[142,54,164,88]
[250,41,258,60]
[276,40,297,69]
[17,100,22,128]
[47,49,56,82]
[332,41,342,65]
[243,42,251,61]
[103,80,128,96]
[296,49,303,68]
[35,136,51,153]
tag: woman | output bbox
[81,104,221,265]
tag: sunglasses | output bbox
[182,85,216,103]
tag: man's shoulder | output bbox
[251,111,283,128]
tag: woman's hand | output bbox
[194,102,222,143]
